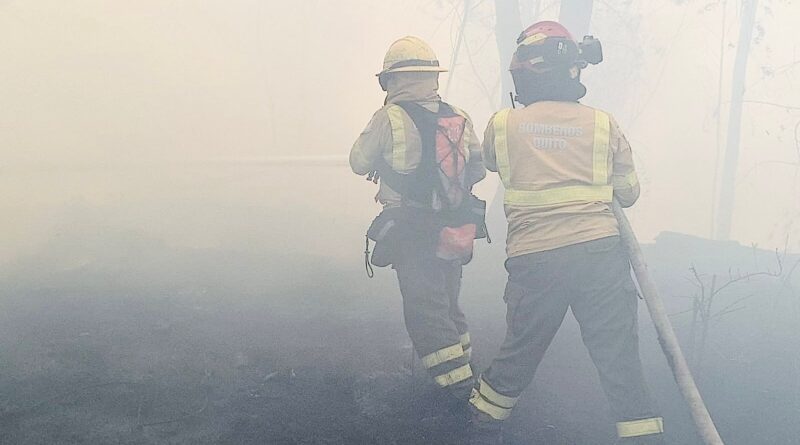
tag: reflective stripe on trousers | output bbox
[469,376,520,420]
[394,251,473,398]
[617,417,664,438]
[421,343,473,388]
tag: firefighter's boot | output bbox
[468,406,503,445]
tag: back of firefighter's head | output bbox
[376,36,447,92]
[510,21,587,106]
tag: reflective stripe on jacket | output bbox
[483,101,640,257]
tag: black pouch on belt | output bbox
[366,207,405,267]
[465,194,489,240]
[366,206,440,268]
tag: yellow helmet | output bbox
[376,36,448,76]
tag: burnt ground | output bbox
[0,230,798,444]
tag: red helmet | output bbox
[517,21,574,43]
[510,21,579,73]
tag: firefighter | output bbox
[469,22,665,444]
[350,36,486,410]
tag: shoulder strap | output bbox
[448,105,470,147]
[393,101,439,206]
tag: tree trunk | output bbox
[443,0,471,99]
[494,0,522,108]
[486,1,523,243]
[557,0,594,38]
[714,0,759,240]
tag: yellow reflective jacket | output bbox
[350,77,485,207]
[483,101,640,257]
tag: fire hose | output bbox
[612,201,724,445]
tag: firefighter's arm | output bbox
[609,117,640,208]
[349,110,391,176]
[463,115,486,187]
[482,114,499,172]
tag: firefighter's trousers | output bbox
[470,236,664,440]
[394,251,474,400]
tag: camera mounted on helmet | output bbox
[577,35,603,68]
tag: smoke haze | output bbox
[1,1,798,444]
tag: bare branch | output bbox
[742,100,800,112]
[669,307,698,317]
[713,305,749,319]
[711,294,755,319]
[712,250,783,296]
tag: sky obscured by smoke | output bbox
[2,0,799,267]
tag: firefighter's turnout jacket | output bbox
[350,75,486,207]
[350,75,485,399]
[482,100,640,257]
